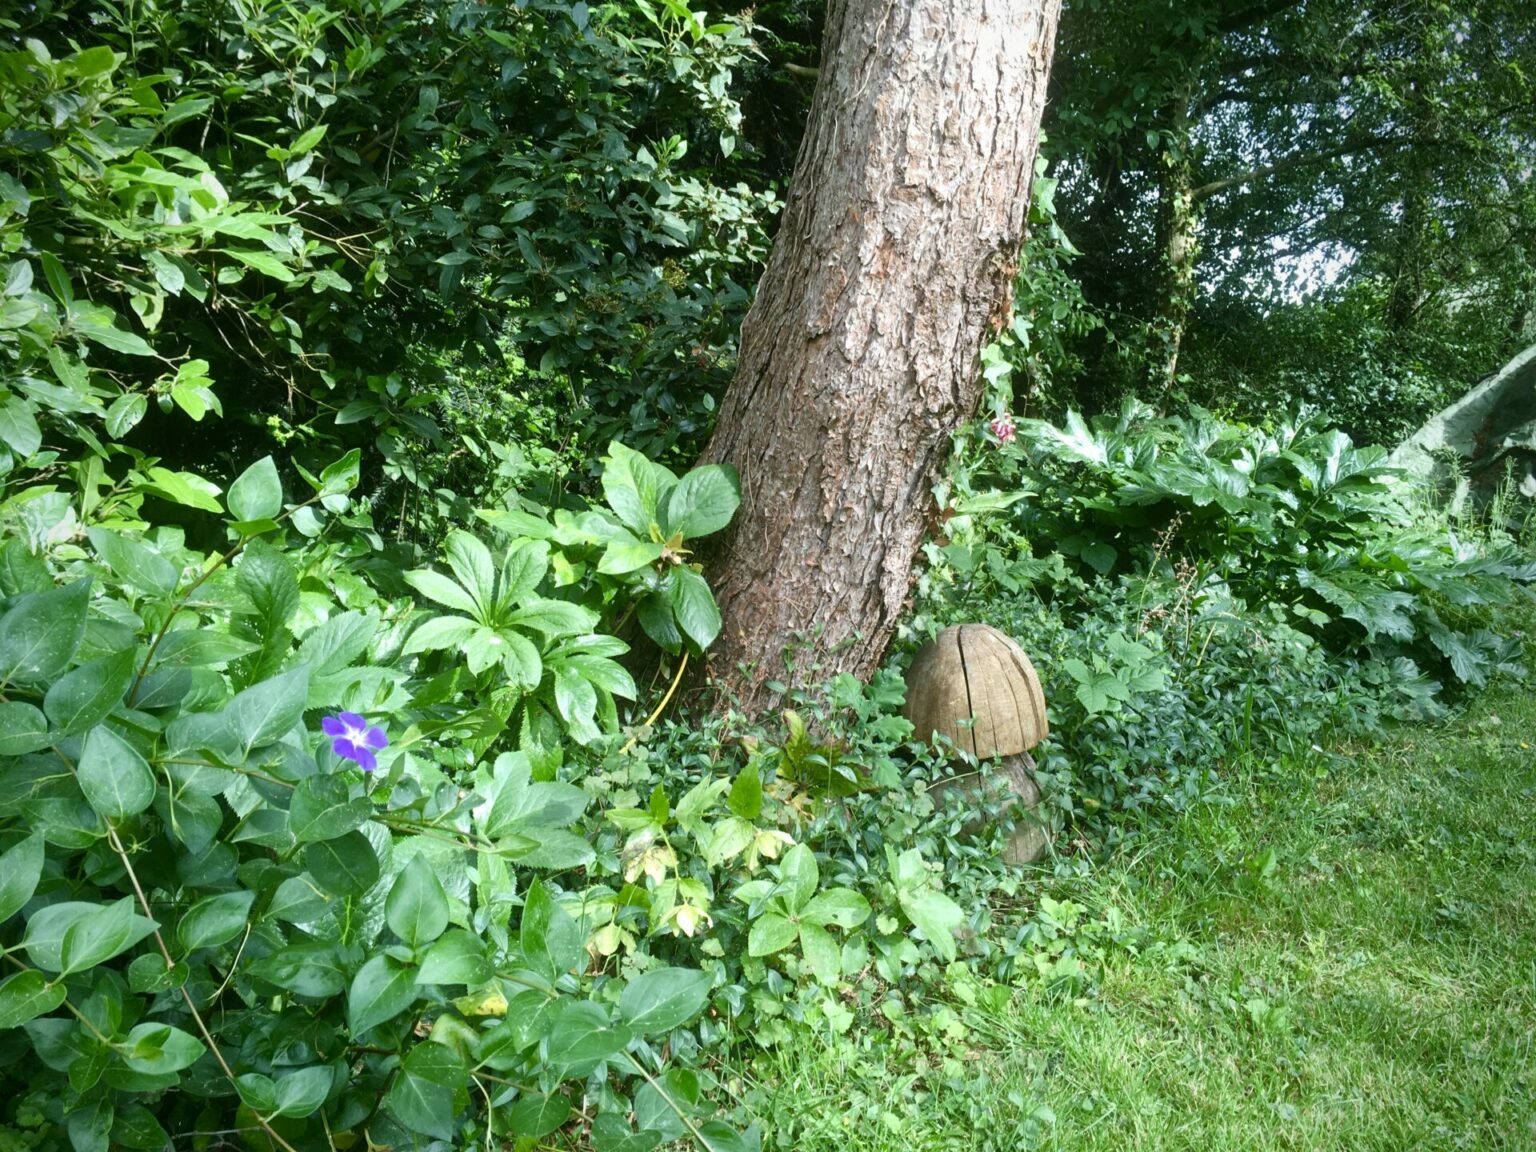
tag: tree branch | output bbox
[1190,136,1412,203]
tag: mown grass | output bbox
[738,680,1536,1151]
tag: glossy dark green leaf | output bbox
[223,666,309,756]
[122,1022,204,1074]
[0,578,89,685]
[416,929,493,986]
[348,955,420,1035]
[618,967,713,1035]
[86,528,178,598]
[0,701,49,755]
[590,1114,663,1152]
[303,830,379,897]
[289,774,371,843]
[504,1093,570,1139]
[24,898,157,975]
[520,880,582,979]
[0,832,45,923]
[659,463,739,539]
[76,724,156,819]
[386,854,450,947]
[0,970,67,1029]
[541,999,632,1076]
[670,568,721,650]
[176,890,254,953]
[43,650,134,735]
[385,1042,466,1140]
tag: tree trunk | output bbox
[1157,82,1197,392]
[699,0,1062,713]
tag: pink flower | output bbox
[989,414,1016,444]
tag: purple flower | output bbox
[322,712,388,772]
[989,413,1016,444]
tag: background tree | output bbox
[699,0,1064,710]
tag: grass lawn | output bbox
[738,680,1536,1151]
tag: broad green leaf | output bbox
[386,855,450,947]
[542,999,632,1076]
[0,970,66,1029]
[601,441,672,535]
[0,833,45,922]
[226,248,295,282]
[105,392,148,438]
[348,955,419,1035]
[727,762,762,819]
[521,879,582,978]
[122,1022,204,1074]
[139,467,223,513]
[303,831,380,897]
[597,537,665,575]
[223,666,309,756]
[24,898,156,974]
[227,455,282,523]
[500,539,550,604]
[176,890,255,953]
[289,774,371,843]
[319,448,361,494]
[747,913,798,957]
[659,464,739,539]
[154,629,262,668]
[87,528,178,597]
[798,922,842,984]
[0,578,89,685]
[504,827,597,870]
[0,396,41,458]
[77,724,156,819]
[417,929,493,986]
[897,887,964,963]
[403,569,479,616]
[274,1065,333,1118]
[385,1042,465,1140]
[66,1098,112,1152]
[507,598,599,637]
[618,967,713,1035]
[800,889,871,930]
[44,650,134,735]
[777,844,819,912]
[250,943,350,997]
[554,670,599,744]
[268,875,330,924]
[670,568,721,650]
[0,701,49,755]
[444,531,498,616]
[590,1114,662,1152]
[504,1094,570,1139]
[402,614,479,655]
[291,123,328,154]
[236,539,299,636]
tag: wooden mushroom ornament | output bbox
[903,624,1051,864]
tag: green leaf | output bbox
[800,889,871,930]
[542,1000,632,1076]
[87,528,179,597]
[500,539,550,603]
[0,833,45,923]
[268,876,330,924]
[417,929,493,986]
[660,464,740,539]
[602,441,672,535]
[289,774,371,843]
[443,530,498,615]
[222,666,309,756]
[226,248,296,282]
[670,568,721,650]
[778,844,819,912]
[387,855,450,947]
[504,1094,570,1139]
[139,466,223,513]
[727,762,762,819]
[897,887,964,963]
[250,943,349,997]
[618,967,713,1035]
[292,123,328,154]
[176,890,255,953]
[24,898,157,974]
[747,913,798,957]
[154,629,262,668]
[597,537,665,575]
[44,650,134,735]
[77,724,156,819]
[0,701,49,755]
[105,392,148,438]
[348,955,420,1035]
[403,569,480,616]
[591,1114,663,1152]
[227,455,282,523]
[67,1097,112,1152]
[507,598,600,637]
[521,879,582,979]
[0,970,66,1029]
[0,396,41,458]
[798,922,842,984]
[0,578,89,686]
[385,1042,466,1140]
[122,1022,204,1074]
[303,831,380,897]
[274,1065,333,1118]
[402,614,479,655]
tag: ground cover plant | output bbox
[3,2,1536,1151]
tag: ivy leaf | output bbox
[618,967,713,1035]
[77,724,156,819]
[800,889,871,930]
[590,1114,663,1152]
[727,762,762,819]
[386,854,450,947]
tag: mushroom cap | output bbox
[903,624,1048,758]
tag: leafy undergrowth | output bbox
[738,679,1536,1151]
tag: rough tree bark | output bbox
[700,0,1062,712]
